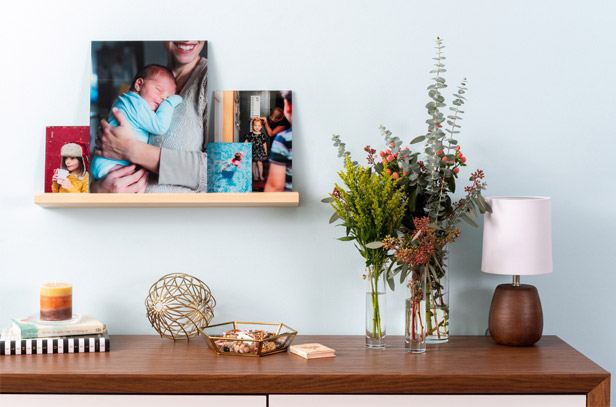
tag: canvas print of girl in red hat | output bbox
[45,126,90,193]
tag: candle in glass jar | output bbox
[40,283,72,321]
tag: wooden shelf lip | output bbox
[34,192,299,208]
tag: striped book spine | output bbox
[1,331,110,356]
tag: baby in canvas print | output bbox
[51,142,90,193]
[91,64,182,179]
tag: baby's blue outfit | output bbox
[91,92,183,179]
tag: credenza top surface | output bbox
[0,335,609,395]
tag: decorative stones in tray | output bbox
[200,321,297,357]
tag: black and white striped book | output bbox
[0,328,110,356]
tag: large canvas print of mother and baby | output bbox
[89,41,208,193]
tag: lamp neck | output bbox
[512,275,521,287]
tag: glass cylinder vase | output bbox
[405,267,426,353]
[425,248,449,343]
[365,267,386,348]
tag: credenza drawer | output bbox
[269,394,586,407]
[0,395,267,407]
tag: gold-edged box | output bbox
[199,321,297,357]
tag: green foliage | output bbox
[329,157,407,278]
[325,37,491,293]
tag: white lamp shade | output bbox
[481,196,553,276]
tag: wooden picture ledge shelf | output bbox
[0,335,610,406]
[33,192,299,208]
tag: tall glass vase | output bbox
[365,267,386,348]
[405,267,426,353]
[425,247,449,343]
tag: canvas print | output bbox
[90,41,208,193]
[213,90,292,192]
[207,143,252,193]
[45,126,90,193]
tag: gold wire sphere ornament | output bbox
[145,273,216,341]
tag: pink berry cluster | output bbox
[378,142,410,180]
[437,145,467,175]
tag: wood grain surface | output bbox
[33,192,300,208]
[0,335,609,406]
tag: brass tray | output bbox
[199,321,297,357]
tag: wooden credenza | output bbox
[0,335,610,406]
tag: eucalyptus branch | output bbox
[434,78,467,224]
[332,134,357,166]
[424,37,450,221]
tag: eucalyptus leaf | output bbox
[366,241,384,249]
[460,213,478,227]
[428,264,439,282]
[409,135,426,145]
[472,196,486,214]
[478,195,492,213]
[433,255,445,273]
[387,276,396,291]
[399,264,409,284]
[338,236,355,241]
[469,200,477,217]
[321,197,334,203]
[447,176,456,193]
[329,212,340,224]
[408,187,417,211]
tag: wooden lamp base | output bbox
[488,283,543,346]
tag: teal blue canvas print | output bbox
[207,143,252,193]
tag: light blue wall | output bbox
[1,0,614,400]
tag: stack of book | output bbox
[0,314,109,356]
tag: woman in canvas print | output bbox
[92,41,208,193]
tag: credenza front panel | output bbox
[0,395,267,407]
[269,394,586,407]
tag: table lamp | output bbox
[481,196,552,346]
